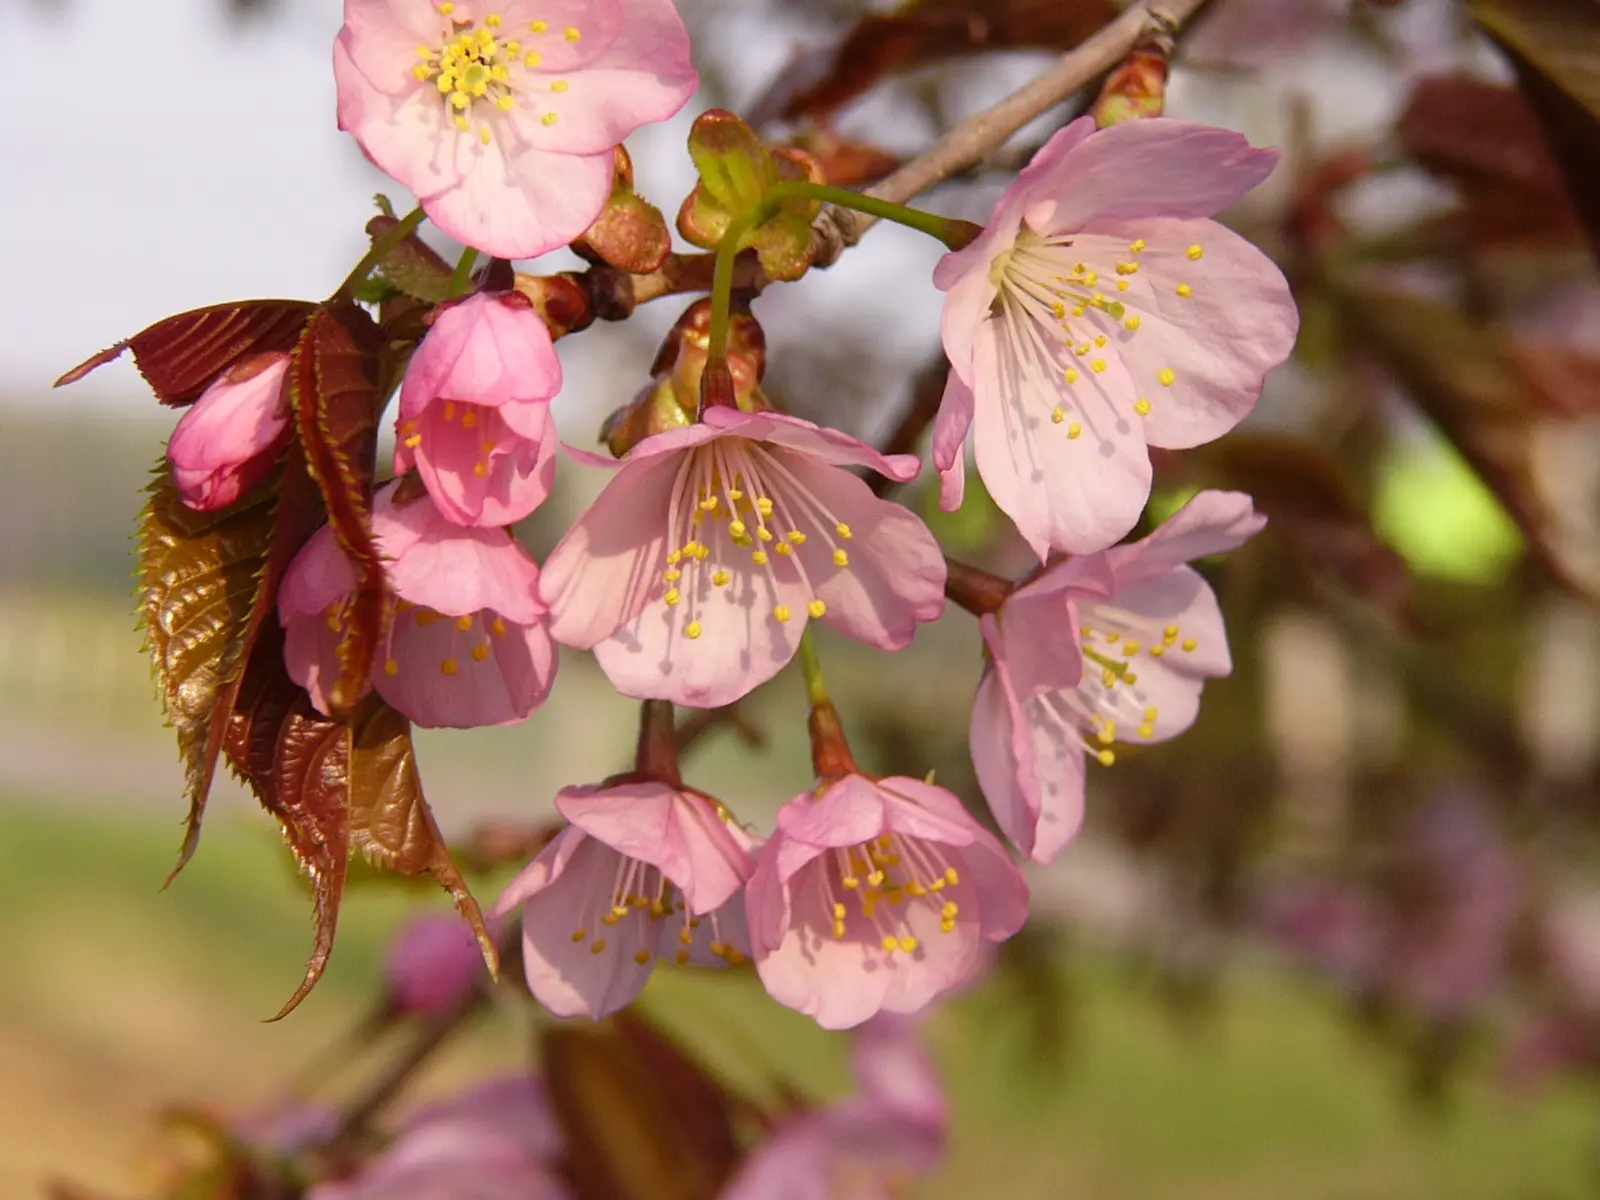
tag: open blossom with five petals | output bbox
[746,773,1028,1030]
[279,481,556,727]
[395,292,562,527]
[970,490,1265,864]
[933,116,1297,557]
[333,0,698,259]
[539,408,947,708]
[495,780,757,1018]
[722,1015,947,1199]
[167,352,291,511]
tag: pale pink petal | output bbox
[728,410,921,482]
[500,829,655,1019]
[773,776,888,853]
[1073,219,1296,449]
[382,507,546,625]
[718,1115,835,1200]
[969,664,1041,860]
[969,319,1151,558]
[400,398,558,527]
[985,585,1087,701]
[556,782,751,914]
[932,369,973,512]
[504,0,697,156]
[167,354,291,511]
[403,1075,563,1164]
[425,137,615,260]
[1107,489,1266,584]
[337,0,444,95]
[850,1015,947,1134]
[541,452,681,648]
[1091,565,1233,679]
[493,0,623,72]
[774,454,946,649]
[1016,694,1090,864]
[399,294,562,415]
[1022,119,1281,234]
[378,608,555,727]
[335,37,468,201]
[279,524,361,714]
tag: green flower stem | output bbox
[339,204,427,302]
[797,628,831,709]
[704,203,767,390]
[799,629,858,779]
[450,246,480,297]
[763,181,978,249]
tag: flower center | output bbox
[657,439,856,641]
[818,832,962,956]
[401,398,504,479]
[568,851,743,967]
[993,230,1200,438]
[1065,598,1201,762]
[412,4,579,145]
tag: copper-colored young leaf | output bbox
[138,447,323,881]
[365,214,456,303]
[573,147,673,275]
[1338,285,1600,600]
[288,303,386,715]
[543,1026,714,1200]
[1471,0,1600,259]
[348,701,498,977]
[55,300,315,404]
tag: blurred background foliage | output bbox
[10,0,1600,1196]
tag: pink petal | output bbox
[541,451,681,648]
[503,0,697,156]
[1075,219,1296,449]
[718,1115,835,1200]
[335,36,468,201]
[336,0,444,96]
[774,776,888,853]
[493,0,623,72]
[1021,119,1281,234]
[986,585,1087,701]
[279,524,361,715]
[556,782,752,914]
[969,664,1041,861]
[775,454,946,650]
[1108,489,1266,584]
[401,398,558,527]
[1014,695,1090,864]
[378,606,555,727]
[425,136,615,260]
[167,354,291,511]
[382,500,546,625]
[725,409,921,482]
[500,829,655,1019]
[969,319,1151,558]
[851,1015,947,1134]
[399,294,562,415]
[1092,565,1233,681]
[932,369,973,513]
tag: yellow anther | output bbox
[867,870,886,887]
[1159,368,1176,386]
[1102,667,1116,687]
[1068,423,1083,439]
[900,936,919,953]
[728,520,747,537]
[728,488,744,500]
[1097,748,1116,766]
[1075,344,1090,357]
[1164,624,1179,640]
[1098,723,1116,745]
[945,867,959,886]
[1083,271,1098,285]
[1091,359,1106,374]
[1072,305,1086,316]
[1117,280,1129,292]
[1176,283,1192,297]
[1139,723,1155,738]
[881,935,899,952]
[416,608,437,626]
[1116,260,1139,275]
[833,920,847,938]
[404,433,422,448]
[472,644,490,662]
[1182,638,1197,652]
[1125,315,1141,331]
[413,64,435,81]
[808,599,827,619]
[455,614,473,632]
[699,495,719,511]
[1094,335,1108,347]
[1106,632,1120,643]
[602,911,620,927]
[1130,238,1147,252]
[712,569,731,587]
[833,549,849,567]
[756,497,774,516]
[529,19,548,31]
[589,939,607,955]
[941,901,959,919]
[773,605,791,623]
[564,25,581,40]
[383,658,399,677]
[752,550,769,565]
[441,657,459,676]
[1064,367,1080,384]
[684,620,702,639]
[570,928,586,943]
[663,588,680,606]
[1051,407,1065,425]
[756,527,773,542]
[1134,398,1152,415]
[1123,641,1140,656]
[1150,644,1166,657]
[440,1,455,11]
[1187,243,1204,260]
[633,948,651,965]
[841,875,859,889]
[835,523,853,539]
[485,13,502,26]
[492,617,507,636]
[523,50,542,66]
[675,948,690,965]
[442,400,457,420]
[473,459,489,476]
[542,112,558,125]
[663,568,681,583]
[666,550,682,565]
[833,902,847,919]
[785,530,805,545]
[776,543,793,556]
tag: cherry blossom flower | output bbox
[383,912,491,1016]
[970,489,1264,863]
[334,0,698,259]
[722,1015,947,1199]
[933,117,1297,557]
[539,408,946,708]
[495,780,757,1018]
[395,292,562,527]
[167,352,291,511]
[308,1076,570,1200]
[279,481,556,727]
[746,773,1027,1030]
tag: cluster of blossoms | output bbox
[151,0,1296,1034]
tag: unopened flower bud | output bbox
[384,913,489,1017]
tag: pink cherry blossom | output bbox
[933,117,1297,557]
[970,489,1264,863]
[540,408,946,708]
[395,292,562,527]
[746,774,1028,1030]
[383,912,490,1016]
[334,0,698,260]
[722,1015,947,1199]
[279,481,556,727]
[494,780,756,1019]
[167,352,291,511]
[308,1076,569,1200]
